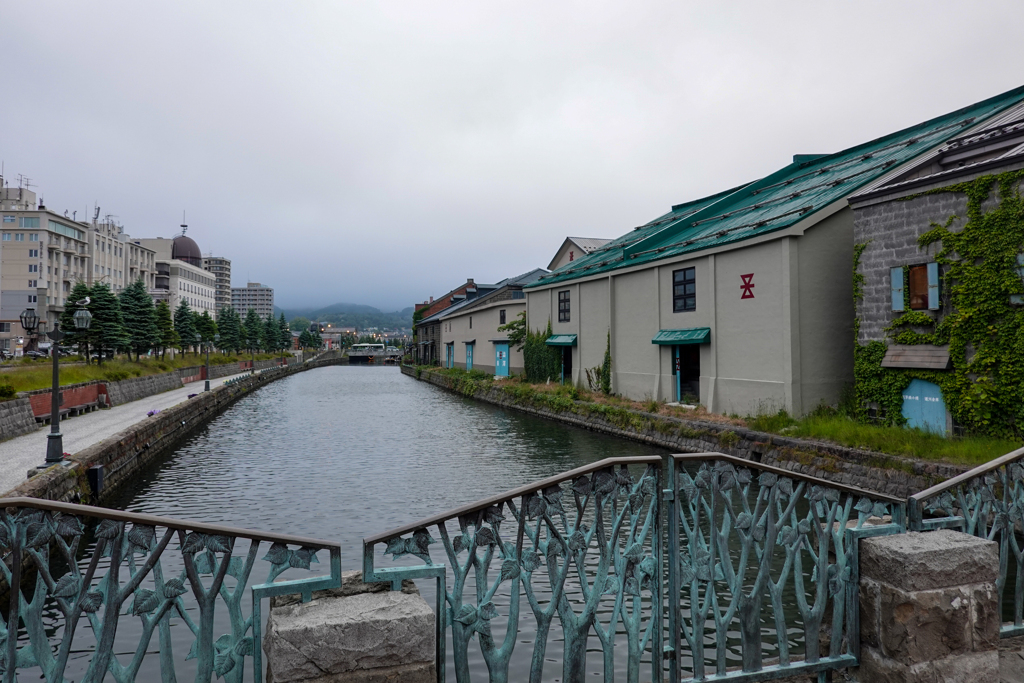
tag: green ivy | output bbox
[854,169,1024,437]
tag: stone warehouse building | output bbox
[524,85,1024,417]
[849,103,1024,435]
[413,279,486,366]
[439,268,547,376]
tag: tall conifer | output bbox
[119,279,159,360]
[174,300,197,355]
[89,283,127,364]
[155,300,177,359]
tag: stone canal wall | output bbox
[5,353,346,504]
[402,365,967,498]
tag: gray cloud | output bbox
[2,0,1021,310]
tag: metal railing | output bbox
[908,445,1024,637]
[0,497,341,683]
[364,453,905,683]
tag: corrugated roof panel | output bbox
[529,85,1024,289]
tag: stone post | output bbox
[858,529,1000,682]
[264,571,435,683]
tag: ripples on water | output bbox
[103,366,666,681]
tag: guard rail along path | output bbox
[364,452,906,683]
[0,497,341,683]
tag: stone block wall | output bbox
[0,398,39,441]
[105,372,182,406]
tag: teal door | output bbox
[901,379,947,434]
[495,343,509,377]
[466,344,474,371]
[446,344,454,369]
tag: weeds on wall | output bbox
[522,321,562,383]
[854,170,1024,437]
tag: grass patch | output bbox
[0,353,283,394]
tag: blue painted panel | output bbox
[901,378,946,434]
[466,344,473,371]
[495,343,509,377]
[890,267,905,311]
[927,262,940,310]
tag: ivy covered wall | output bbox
[853,168,1024,437]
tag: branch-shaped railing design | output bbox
[908,445,1024,637]
[0,497,341,683]
[667,454,905,682]
[364,456,664,683]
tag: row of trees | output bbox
[58,280,318,363]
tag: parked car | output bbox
[25,350,49,359]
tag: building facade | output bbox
[439,269,547,376]
[413,279,486,365]
[524,86,1024,416]
[88,219,128,293]
[138,236,218,315]
[202,255,232,316]
[849,106,1024,435]
[231,282,274,318]
[548,237,612,272]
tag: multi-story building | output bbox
[88,218,128,293]
[0,185,91,352]
[137,235,218,316]
[231,282,274,318]
[126,239,157,292]
[202,255,232,317]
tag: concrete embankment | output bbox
[402,365,967,498]
[6,353,345,504]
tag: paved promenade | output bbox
[0,371,252,495]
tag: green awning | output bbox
[651,327,711,345]
[545,334,578,347]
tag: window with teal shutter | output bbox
[927,262,940,310]
[890,267,904,311]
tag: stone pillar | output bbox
[859,529,1000,682]
[264,571,434,683]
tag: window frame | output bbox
[672,267,696,312]
[558,290,570,323]
[499,309,506,325]
[908,264,929,311]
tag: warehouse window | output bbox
[500,309,506,325]
[673,267,696,312]
[558,291,570,322]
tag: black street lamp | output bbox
[196,332,219,391]
[40,306,92,466]
[19,308,39,353]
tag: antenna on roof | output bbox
[93,206,100,222]
[180,210,187,236]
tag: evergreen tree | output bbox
[174,300,197,355]
[298,329,312,348]
[89,283,127,365]
[244,308,262,352]
[217,307,242,353]
[278,313,291,352]
[263,315,279,353]
[195,310,218,343]
[60,281,93,362]
[155,300,178,360]
[118,279,160,360]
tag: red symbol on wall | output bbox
[740,273,755,299]
[569,250,575,261]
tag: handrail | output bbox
[364,455,663,544]
[0,496,339,549]
[908,445,1024,514]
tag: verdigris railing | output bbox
[0,497,341,683]
[364,456,664,683]
[908,444,1024,637]
[364,453,906,683]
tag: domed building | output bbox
[170,234,203,267]
[136,232,218,319]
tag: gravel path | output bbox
[0,371,252,495]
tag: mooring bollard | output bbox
[263,570,435,683]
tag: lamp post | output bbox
[19,308,39,355]
[32,306,92,467]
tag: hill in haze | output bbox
[278,303,413,330]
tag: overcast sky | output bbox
[2,1,1022,311]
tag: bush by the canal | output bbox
[415,366,1020,466]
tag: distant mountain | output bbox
[279,303,413,330]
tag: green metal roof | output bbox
[529,85,1024,289]
[545,334,578,347]
[651,328,710,345]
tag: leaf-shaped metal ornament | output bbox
[96,518,120,540]
[181,532,206,555]
[624,543,643,562]
[751,525,766,542]
[81,591,104,613]
[694,469,711,490]
[479,601,499,620]
[526,495,547,519]
[854,497,874,514]
[546,537,565,558]
[641,475,656,495]
[194,550,217,575]
[215,651,235,678]
[629,492,645,513]
[264,542,292,565]
[206,535,233,553]
[680,473,699,502]
[737,468,752,485]
[639,556,656,578]
[453,605,477,625]
[289,548,313,570]
[777,477,794,496]
[128,524,156,550]
[26,521,52,548]
[130,588,160,615]
[824,487,840,503]
[695,563,711,582]
[759,472,778,488]
[593,470,616,494]
[163,578,188,598]
[452,534,469,554]
[872,502,888,519]
[542,485,564,506]
[234,637,255,657]
[735,512,753,530]
[521,552,541,572]
[798,519,812,534]
[602,576,620,595]
[615,468,633,494]
[679,560,695,584]
[808,485,825,502]
[55,515,84,539]
[780,526,798,546]
[475,527,496,547]
[52,574,80,599]
[567,530,587,552]
[413,530,435,554]
[500,559,520,582]
[483,505,505,525]
[572,476,592,496]
[624,577,640,596]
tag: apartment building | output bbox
[88,218,128,293]
[137,235,217,315]
[202,255,232,316]
[126,240,157,291]
[231,282,274,318]
[0,185,90,351]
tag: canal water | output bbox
[106,365,667,681]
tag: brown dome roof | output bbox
[172,235,202,266]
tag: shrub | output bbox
[0,384,16,401]
[102,370,130,382]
